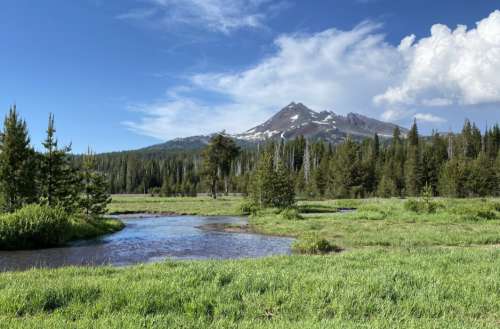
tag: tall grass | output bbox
[0,248,498,328]
[0,205,70,250]
[0,205,124,250]
[251,198,500,248]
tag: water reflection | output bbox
[0,216,293,271]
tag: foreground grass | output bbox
[2,196,497,328]
[108,195,243,216]
[252,198,500,248]
[0,248,499,329]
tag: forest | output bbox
[93,119,500,198]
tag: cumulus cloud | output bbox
[125,11,500,140]
[375,10,500,107]
[118,0,288,34]
[192,21,402,113]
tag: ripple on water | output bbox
[0,216,293,271]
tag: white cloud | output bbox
[413,113,446,123]
[192,21,402,113]
[123,91,270,140]
[125,11,500,140]
[119,0,287,34]
[375,10,500,107]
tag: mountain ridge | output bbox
[140,102,408,152]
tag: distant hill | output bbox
[135,102,408,152]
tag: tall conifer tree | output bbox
[0,106,37,212]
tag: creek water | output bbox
[0,216,294,272]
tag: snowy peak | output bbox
[142,102,408,152]
[236,103,406,142]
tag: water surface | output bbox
[0,216,293,272]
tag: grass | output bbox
[108,195,243,216]
[68,216,125,241]
[0,248,498,328]
[1,195,499,328]
[251,198,500,248]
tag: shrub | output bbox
[404,199,421,213]
[292,233,339,254]
[475,210,497,220]
[279,207,304,220]
[0,204,70,250]
[239,200,259,216]
[404,184,439,214]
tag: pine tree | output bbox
[0,106,37,212]
[378,160,397,197]
[314,156,329,197]
[79,149,112,219]
[438,157,469,197]
[422,132,448,194]
[331,137,362,198]
[39,114,79,212]
[249,152,294,208]
[405,120,422,196]
[390,127,406,196]
[467,151,497,197]
[202,134,240,199]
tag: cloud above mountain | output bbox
[125,10,500,140]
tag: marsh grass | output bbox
[108,195,243,216]
[4,196,497,328]
[251,198,500,248]
[0,248,498,328]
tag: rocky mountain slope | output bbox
[235,102,406,143]
[140,102,407,151]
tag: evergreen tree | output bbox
[0,106,37,212]
[438,157,469,197]
[405,120,422,196]
[79,149,112,218]
[250,152,295,208]
[39,114,79,212]
[202,134,240,199]
[390,127,406,196]
[467,151,497,197]
[422,132,448,194]
[330,137,362,198]
[378,160,397,197]
[314,156,329,197]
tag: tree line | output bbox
[0,106,110,216]
[95,119,500,199]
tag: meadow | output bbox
[0,195,499,328]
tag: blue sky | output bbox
[1,0,500,152]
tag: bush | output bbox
[475,209,497,220]
[239,200,259,216]
[292,233,339,254]
[0,204,70,250]
[279,207,304,220]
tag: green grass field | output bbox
[108,195,243,216]
[0,195,499,328]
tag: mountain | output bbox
[235,102,407,143]
[137,102,408,152]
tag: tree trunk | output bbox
[211,179,217,199]
[224,176,229,196]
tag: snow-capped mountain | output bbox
[139,102,407,152]
[235,102,406,143]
